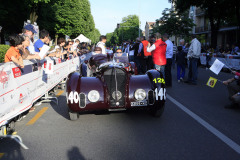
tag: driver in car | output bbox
[115,49,127,63]
[87,47,108,76]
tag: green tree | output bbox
[88,28,101,44]
[119,15,141,42]
[170,0,228,47]
[106,32,113,46]
[224,0,240,43]
[0,0,30,42]
[153,8,195,37]
[106,15,141,45]
[0,0,99,44]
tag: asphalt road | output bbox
[1,66,240,160]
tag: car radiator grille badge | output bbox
[112,91,122,100]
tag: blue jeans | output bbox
[188,58,199,84]
[177,64,185,80]
[155,64,165,78]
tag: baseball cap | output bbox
[24,24,37,33]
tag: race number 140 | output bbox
[66,91,79,104]
[155,88,166,100]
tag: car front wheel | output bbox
[69,110,79,121]
[149,104,165,117]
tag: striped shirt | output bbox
[173,44,177,55]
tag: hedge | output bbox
[0,45,10,63]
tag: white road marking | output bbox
[167,94,240,154]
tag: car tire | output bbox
[69,111,79,121]
[150,105,164,117]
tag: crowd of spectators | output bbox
[2,24,96,68]
[106,33,201,86]
[202,43,240,56]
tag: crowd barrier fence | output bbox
[0,56,80,127]
[200,53,240,70]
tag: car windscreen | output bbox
[113,53,129,63]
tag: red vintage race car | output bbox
[66,53,166,120]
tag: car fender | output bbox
[66,72,108,112]
[146,69,165,89]
[146,69,166,108]
[128,75,152,107]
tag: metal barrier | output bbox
[200,53,240,70]
[0,56,80,127]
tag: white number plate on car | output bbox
[131,101,147,106]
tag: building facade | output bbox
[145,22,156,40]
[190,7,239,48]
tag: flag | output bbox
[45,60,54,74]
[206,77,218,88]
[210,59,225,75]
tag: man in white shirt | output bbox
[185,35,201,85]
[96,35,107,54]
[163,33,173,87]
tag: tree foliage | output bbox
[153,8,195,37]
[169,0,240,46]
[120,15,141,41]
[106,32,113,46]
[0,0,99,44]
[106,15,141,45]
[0,0,30,39]
[87,28,101,44]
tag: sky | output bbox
[89,0,172,35]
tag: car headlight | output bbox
[134,89,146,101]
[88,90,100,102]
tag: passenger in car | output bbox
[114,49,128,63]
[87,47,108,77]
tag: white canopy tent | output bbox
[74,34,91,44]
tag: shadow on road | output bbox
[0,138,25,160]
[67,146,86,160]
[50,95,69,120]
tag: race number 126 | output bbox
[153,78,165,84]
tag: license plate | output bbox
[131,101,147,106]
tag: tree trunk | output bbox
[208,7,220,48]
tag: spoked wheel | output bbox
[68,110,79,121]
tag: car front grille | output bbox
[148,90,155,105]
[79,93,86,108]
[103,68,127,107]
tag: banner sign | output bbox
[0,56,80,126]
